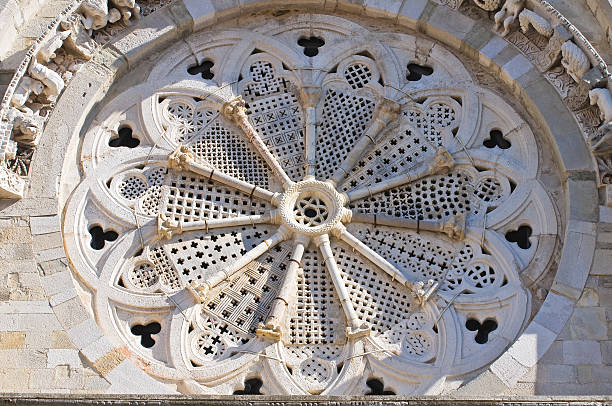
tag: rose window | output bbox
[63,13,560,395]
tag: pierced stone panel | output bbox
[289,249,346,345]
[160,172,270,224]
[340,125,435,192]
[188,120,272,189]
[241,59,306,182]
[315,89,375,180]
[204,242,292,335]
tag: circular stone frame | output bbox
[16,0,599,395]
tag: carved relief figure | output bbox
[561,40,590,83]
[494,0,525,36]
[518,8,553,38]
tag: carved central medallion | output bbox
[279,179,347,235]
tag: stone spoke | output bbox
[333,224,438,306]
[222,96,294,189]
[185,226,291,304]
[256,236,308,341]
[156,212,277,240]
[328,98,400,186]
[350,212,466,241]
[300,86,321,178]
[168,145,277,202]
[314,233,366,337]
[345,147,455,203]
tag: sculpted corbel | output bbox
[38,29,71,63]
[79,0,121,31]
[561,40,590,83]
[11,77,44,109]
[472,0,503,11]
[28,57,65,101]
[494,0,525,36]
[588,88,612,153]
[60,16,98,60]
[518,9,553,38]
[7,108,45,147]
[110,0,141,24]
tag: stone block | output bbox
[539,340,564,364]
[0,331,25,349]
[501,54,533,83]
[539,364,577,383]
[51,297,91,330]
[396,0,429,30]
[28,368,56,389]
[41,271,74,297]
[0,368,30,391]
[363,0,403,19]
[0,349,47,368]
[47,349,82,369]
[49,288,78,307]
[182,0,216,31]
[592,365,612,382]
[507,321,557,368]
[568,175,599,223]
[53,365,84,389]
[425,4,475,50]
[533,292,574,334]
[563,340,603,365]
[568,307,607,340]
[105,360,174,394]
[111,9,181,67]
[553,231,596,298]
[0,300,52,314]
[490,352,528,387]
[34,246,66,263]
[32,232,63,251]
[67,318,104,351]
[592,248,612,275]
[81,336,114,365]
[29,215,61,235]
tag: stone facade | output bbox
[0,0,610,400]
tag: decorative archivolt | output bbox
[62,16,561,395]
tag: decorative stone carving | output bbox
[62,14,557,395]
[533,25,572,72]
[78,0,139,31]
[561,40,590,83]
[518,8,553,38]
[11,77,44,109]
[60,16,98,60]
[588,88,612,153]
[38,30,71,63]
[472,0,502,11]
[494,0,525,36]
[6,108,45,147]
[28,58,65,101]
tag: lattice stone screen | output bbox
[62,13,561,395]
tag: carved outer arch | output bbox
[48,0,597,393]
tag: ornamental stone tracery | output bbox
[61,13,563,395]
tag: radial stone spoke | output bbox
[329,98,400,186]
[168,145,277,202]
[345,147,455,203]
[256,236,308,341]
[333,225,438,305]
[223,96,294,189]
[301,87,321,178]
[350,212,466,241]
[157,213,275,240]
[315,234,369,339]
[186,226,290,303]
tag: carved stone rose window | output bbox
[63,13,560,395]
